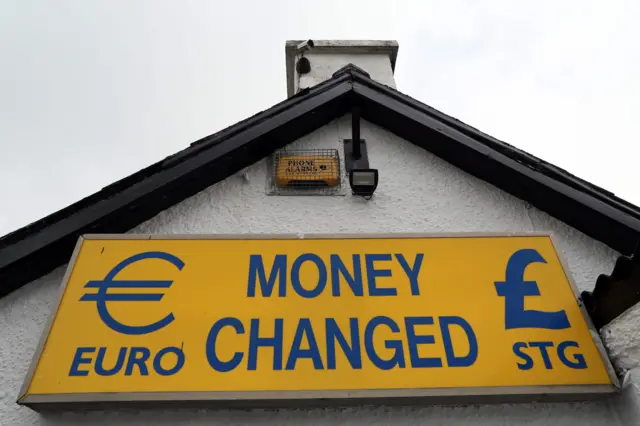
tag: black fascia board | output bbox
[351,75,640,255]
[352,72,640,222]
[0,75,353,297]
[3,64,640,300]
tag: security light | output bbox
[349,169,378,198]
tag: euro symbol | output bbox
[495,248,570,330]
[80,251,184,335]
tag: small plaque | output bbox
[274,150,340,188]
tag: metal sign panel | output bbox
[19,233,618,408]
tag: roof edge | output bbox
[0,76,355,298]
[3,64,640,302]
[0,72,353,252]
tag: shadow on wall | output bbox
[33,401,625,426]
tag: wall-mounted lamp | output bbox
[349,169,378,198]
[345,105,379,199]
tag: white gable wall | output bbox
[1,115,637,425]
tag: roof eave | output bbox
[0,76,354,297]
[2,65,640,300]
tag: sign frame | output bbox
[18,232,620,410]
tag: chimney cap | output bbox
[285,40,399,97]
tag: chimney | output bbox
[285,40,399,97]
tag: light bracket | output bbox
[343,139,369,173]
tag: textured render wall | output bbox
[0,115,633,425]
[601,303,640,425]
[133,115,618,295]
[297,52,396,93]
[602,304,640,375]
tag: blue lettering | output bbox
[125,347,150,375]
[70,346,189,376]
[395,254,424,295]
[330,255,363,296]
[207,317,245,372]
[291,254,327,298]
[529,341,554,369]
[557,341,587,369]
[326,318,362,369]
[69,347,95,376]
[495,249,570,330]
[286,318,324,370]
[439,316,478,367]
[513,342,534,370]
[79,251,182,336]
[365,254,396,296]
[248,318,283,370]
[154,347,185,376]
[364,316,405,369]
[247,254,287,297]
[405,317,442,368]
[95,347,126,376]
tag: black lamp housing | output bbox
[349,169,379,197]
[296,56,311,74]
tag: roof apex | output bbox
[332,63,371,79]
[2,67,640,300]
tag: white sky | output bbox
[1,0,639,235]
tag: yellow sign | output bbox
[275,154,340,187]
[19,234,617,407]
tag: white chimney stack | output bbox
[285,40,399,97]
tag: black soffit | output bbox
[1,64,639,328]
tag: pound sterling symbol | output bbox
[495,248,570,330]
[80,251,184,335]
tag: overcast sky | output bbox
[1,0,638,235]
